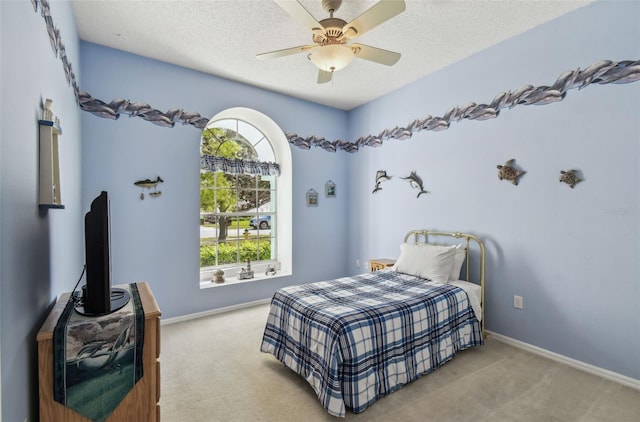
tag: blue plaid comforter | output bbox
[260,270,483,417]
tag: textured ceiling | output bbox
[70,0,593,110]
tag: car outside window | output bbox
[200,119,276,275]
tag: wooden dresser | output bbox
[37,282,161,421]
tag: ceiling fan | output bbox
[257,0,406,84]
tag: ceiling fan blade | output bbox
[342,0,406,39]
[256,45,315,60]
[274,0,326,37]
[317,69,333,84]
[351,43,401,66]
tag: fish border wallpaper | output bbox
[32,0,640,154]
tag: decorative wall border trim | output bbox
[33,0,80,101]
[286,59,639,152]
[77,91,211,129]
[33,0,211,130]
[34,1,639,153]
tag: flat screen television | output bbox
[75,191,129,316]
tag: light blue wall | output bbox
[346,0,639,379]
[0,1,83,421]
[1,1,638,420]
[79,43,350,319]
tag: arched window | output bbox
[199,108,292,286]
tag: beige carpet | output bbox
[160,303,639,421]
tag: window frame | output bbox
[199,108,292,287]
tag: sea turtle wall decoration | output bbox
[560,169,582,188]
[497,159,525,186]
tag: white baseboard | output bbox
[487,331,640,391]
[161,298,271,325]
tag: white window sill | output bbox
[199,270,291,289]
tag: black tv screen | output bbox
[83,191,111,315]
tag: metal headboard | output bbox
[403,229,486,337]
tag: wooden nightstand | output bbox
[369,258,396,272]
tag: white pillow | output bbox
[393,243,457,284]
[449,244,466,282]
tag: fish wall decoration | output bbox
[401,171,429,198]
[134,176,163,199]
[372,170,392,194]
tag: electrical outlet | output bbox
[355,259,361,268]
[513,295,523,309]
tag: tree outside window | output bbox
[200,123,276,270]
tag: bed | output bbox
[260,229,486,417]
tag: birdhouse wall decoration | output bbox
[497,159,526,186]
[306,189,318,206]
[325,180,336,198]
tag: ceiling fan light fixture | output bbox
[309,44,354,72]
[342,26,357,38]
[311,27,325,36]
